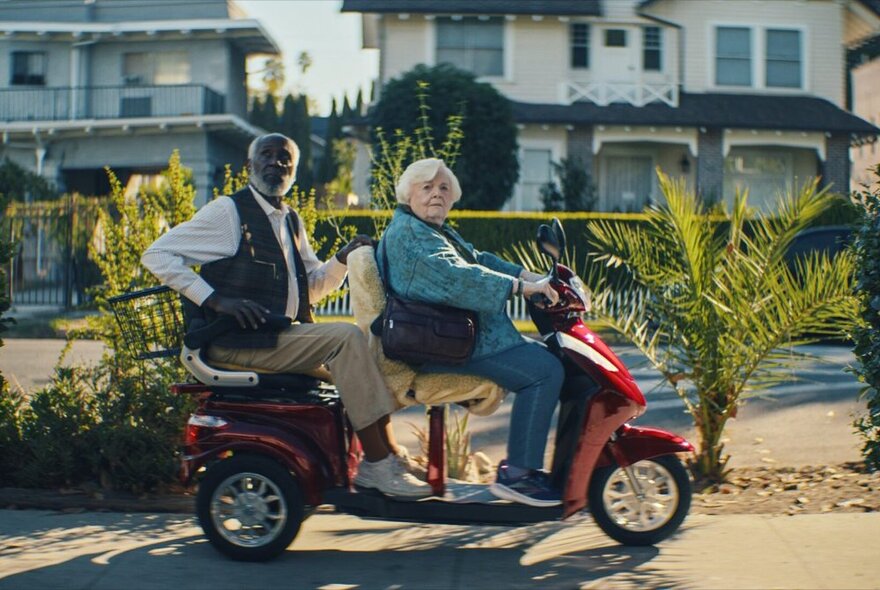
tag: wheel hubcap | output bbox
[211,472,287,548]
[602,461,678,532]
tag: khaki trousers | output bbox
[208,322,398,431]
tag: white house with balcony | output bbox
[0,0,278,204]
[343,0,879,211]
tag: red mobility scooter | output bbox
[111,219,693,562]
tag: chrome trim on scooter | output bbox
[556,332,619,372]
[181,345,261,387]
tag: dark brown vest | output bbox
[196,188,292,349]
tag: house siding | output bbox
[644,0,845,106]
[381,17,431,82]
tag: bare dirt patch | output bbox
[692,462,880,515]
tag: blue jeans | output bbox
[422,339,564,470]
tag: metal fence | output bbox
[3,196,103,308]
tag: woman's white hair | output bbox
[395,158,462,205]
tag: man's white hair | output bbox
[395,158,462,205]
[247,133,301,171]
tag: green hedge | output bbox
[313,201,858,267]
[312,210,648,269]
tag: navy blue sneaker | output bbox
[489,460,562,507]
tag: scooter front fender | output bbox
[605,424,694,468]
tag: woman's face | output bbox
[408,169,455,225]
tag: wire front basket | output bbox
[108,285,184,361]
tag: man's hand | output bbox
[335,234,374,265]
[204,293,269,330]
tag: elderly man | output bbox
[142,133,428,498]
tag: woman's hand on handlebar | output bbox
[204,293,269,330]
[522,277,559,307]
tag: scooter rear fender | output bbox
[182,431,331,505]
[601,424,694,468]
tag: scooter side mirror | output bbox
[537,224,561,262]
[551,218,566,255]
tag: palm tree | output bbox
[583,171,858,482]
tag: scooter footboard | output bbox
[604,424,694,468]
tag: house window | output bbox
[123,51,191,85]
[643,26,662,71]
[521,149,553,211]
[723,148,793,205]
[766,29,801,88]
[571,23,590,69]
[716,27,751,86]
[11,51,46,86]
[605,29,627,47]
[436,17,504,77]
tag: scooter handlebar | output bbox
[183,313,292,350]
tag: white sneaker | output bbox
[354,454,432,498]
[393,447,427,481]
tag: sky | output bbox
[236,0,380,116]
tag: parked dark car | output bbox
[785,225,853,266]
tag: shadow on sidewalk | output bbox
[0,511,691,589]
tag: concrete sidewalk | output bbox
[0,509,878,589]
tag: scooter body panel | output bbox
[182,399,348,505]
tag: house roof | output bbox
[860,0,880,16]
[341,0,601,16]
[510,93,880,138]
[0,19,279,54]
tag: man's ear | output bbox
[244,158,252,171]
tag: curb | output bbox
[0,487,194,514]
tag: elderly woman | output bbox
[378,158,564,507]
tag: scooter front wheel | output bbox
[588,454,691,546]
[196,454,304,561]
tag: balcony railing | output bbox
[0,84,226,123]
[562,81,678,108]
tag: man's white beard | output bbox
[251,173,294,197]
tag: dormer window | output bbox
[436,17,504,77]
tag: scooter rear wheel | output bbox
[196,454,304,561]
[588,454,691,546]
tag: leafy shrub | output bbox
[851,165,880,470]
[372,64,516,211]
[15,367,100,487]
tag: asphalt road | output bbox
[0,338,867,468]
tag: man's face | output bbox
[249,135,297,197]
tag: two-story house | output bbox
[0,0,278,204]
[850,0,880,188]
[343,0,880,211]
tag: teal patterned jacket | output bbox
[378,207,525,359]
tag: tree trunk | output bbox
[694,401,730,483]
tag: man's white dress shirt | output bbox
[141,187,347,318]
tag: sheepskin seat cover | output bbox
[347,246,506,416]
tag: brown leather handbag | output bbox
[375,240,477,365]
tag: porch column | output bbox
[566,126,595,178]
[821,133,851,196]
[696,127,724,203]
[190,160,214,207]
